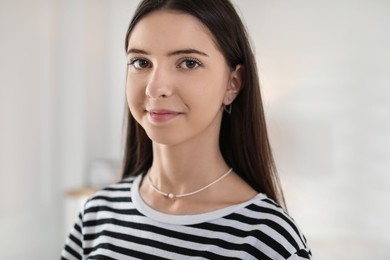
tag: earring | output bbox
[224,103,232,114]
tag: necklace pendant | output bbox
[167,193,175,199]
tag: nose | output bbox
[145,65,173,99]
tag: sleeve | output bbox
[286,248,312,260]
[61,211,84,260]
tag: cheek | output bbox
[126,78,145,116]
[192,75,228,106]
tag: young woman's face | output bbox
[126,10,235,146]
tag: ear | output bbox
[223,64,244,105]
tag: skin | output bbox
[126,10,256,215]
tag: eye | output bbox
[177,58,202,70]
[128,58,151,70]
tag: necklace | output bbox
[147,168,233,199]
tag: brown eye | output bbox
[178,58,202,70]
[129,58,151,70]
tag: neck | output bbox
[148,132,229,195]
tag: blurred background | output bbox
[0,0,389,259]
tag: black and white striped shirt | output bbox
[62,175,312,259]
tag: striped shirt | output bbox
[62,175,312,259]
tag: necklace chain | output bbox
[147,168,233,199]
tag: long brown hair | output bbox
[122,0,285,206]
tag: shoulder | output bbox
[96,176,136,194]
[231,194,312,259]
[82,176,138,214]
[245,195,299,230]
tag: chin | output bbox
[145,129,186,147]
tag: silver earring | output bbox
[224,104,232,114]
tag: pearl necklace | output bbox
[147,168,233,199]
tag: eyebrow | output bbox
[127,48,148,55]
[168,49,209,57]
[127,48,209,57]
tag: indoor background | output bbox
[0,0,389,259]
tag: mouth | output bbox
[147,109,181,123]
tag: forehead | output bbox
[127,10,219,54]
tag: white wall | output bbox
[0,1,60,259]
[233,0,390,259]
[0,0,389,259]
[0,0,137,258]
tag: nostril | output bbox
[145,93,168,99]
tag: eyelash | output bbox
[177,57,203,69]
[127,57,203,70]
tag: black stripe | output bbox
[90,195,132,203]
[69,233,82,248]
[262,198,281,209]
[119,178,135,184]
[84,205,141,216]
[100,187,130,192]
[74,220,82,234]
[295,249,312,258]
[63,244,82,260]
[87,254,118,260]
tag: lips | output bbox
[148,109,181,123]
